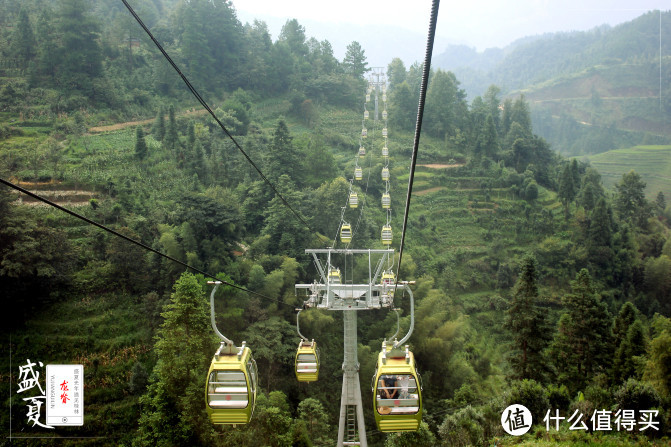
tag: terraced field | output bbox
[577,145,671,198]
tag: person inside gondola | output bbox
[380,375,398,400]
[398,374,410,399]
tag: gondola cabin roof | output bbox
[378,346,416,367]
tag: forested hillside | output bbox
[434,10,671,156]
[1,1,670,446]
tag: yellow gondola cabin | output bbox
[372,344,422,432]
[382,193,391,209]
[381,225,392,245]
[382,167,390,181]
[295,340,319,382]
[206,343,258,425]
[349,192,359,208]
[381,270,395,286]
[340,223,352,243]
[328,267,341,284]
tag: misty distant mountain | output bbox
[236,11,451,69]
[433,10,669,99]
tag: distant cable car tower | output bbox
[368,67,386,121]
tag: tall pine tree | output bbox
[505,255,550,382]
[164,105,178,151]
[342,41,369,78]
[11,9,36,67]
[558,163,576,219]
[265,119,301,185]
[152,106,166,141]
[134,126,147,160]
[55,0,103,95]
[134,273,216,446]
[551,269,613,392]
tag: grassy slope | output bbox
[576,145,671,199]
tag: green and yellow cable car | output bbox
[382,193,391,209]
[295,340,319,382]
[354,167,363,181]
[340,223,352,243]
[328,267,341,284]
[381,269,395,285]
[359,146,366,156]
[372,344,422,432]
[205,343,258,425]
[381,225,392,245]
[349,192,359,208]
[382,167,390,181]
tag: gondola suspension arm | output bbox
[208,281,234,347]
[393,283,415,349]
[296,309,308,342]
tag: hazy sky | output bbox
[232,0,667,51]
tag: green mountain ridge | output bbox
[435,10,671,156]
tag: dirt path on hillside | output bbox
[10,179,96,207]
[414,186,446,196]
[418,163,465,169]
[88,108,207,133]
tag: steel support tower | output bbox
[296,249,399,447]
[338,309,367,446]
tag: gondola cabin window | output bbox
[207,370,249,409]
[376,375,419,415]
[297,353,317,373]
